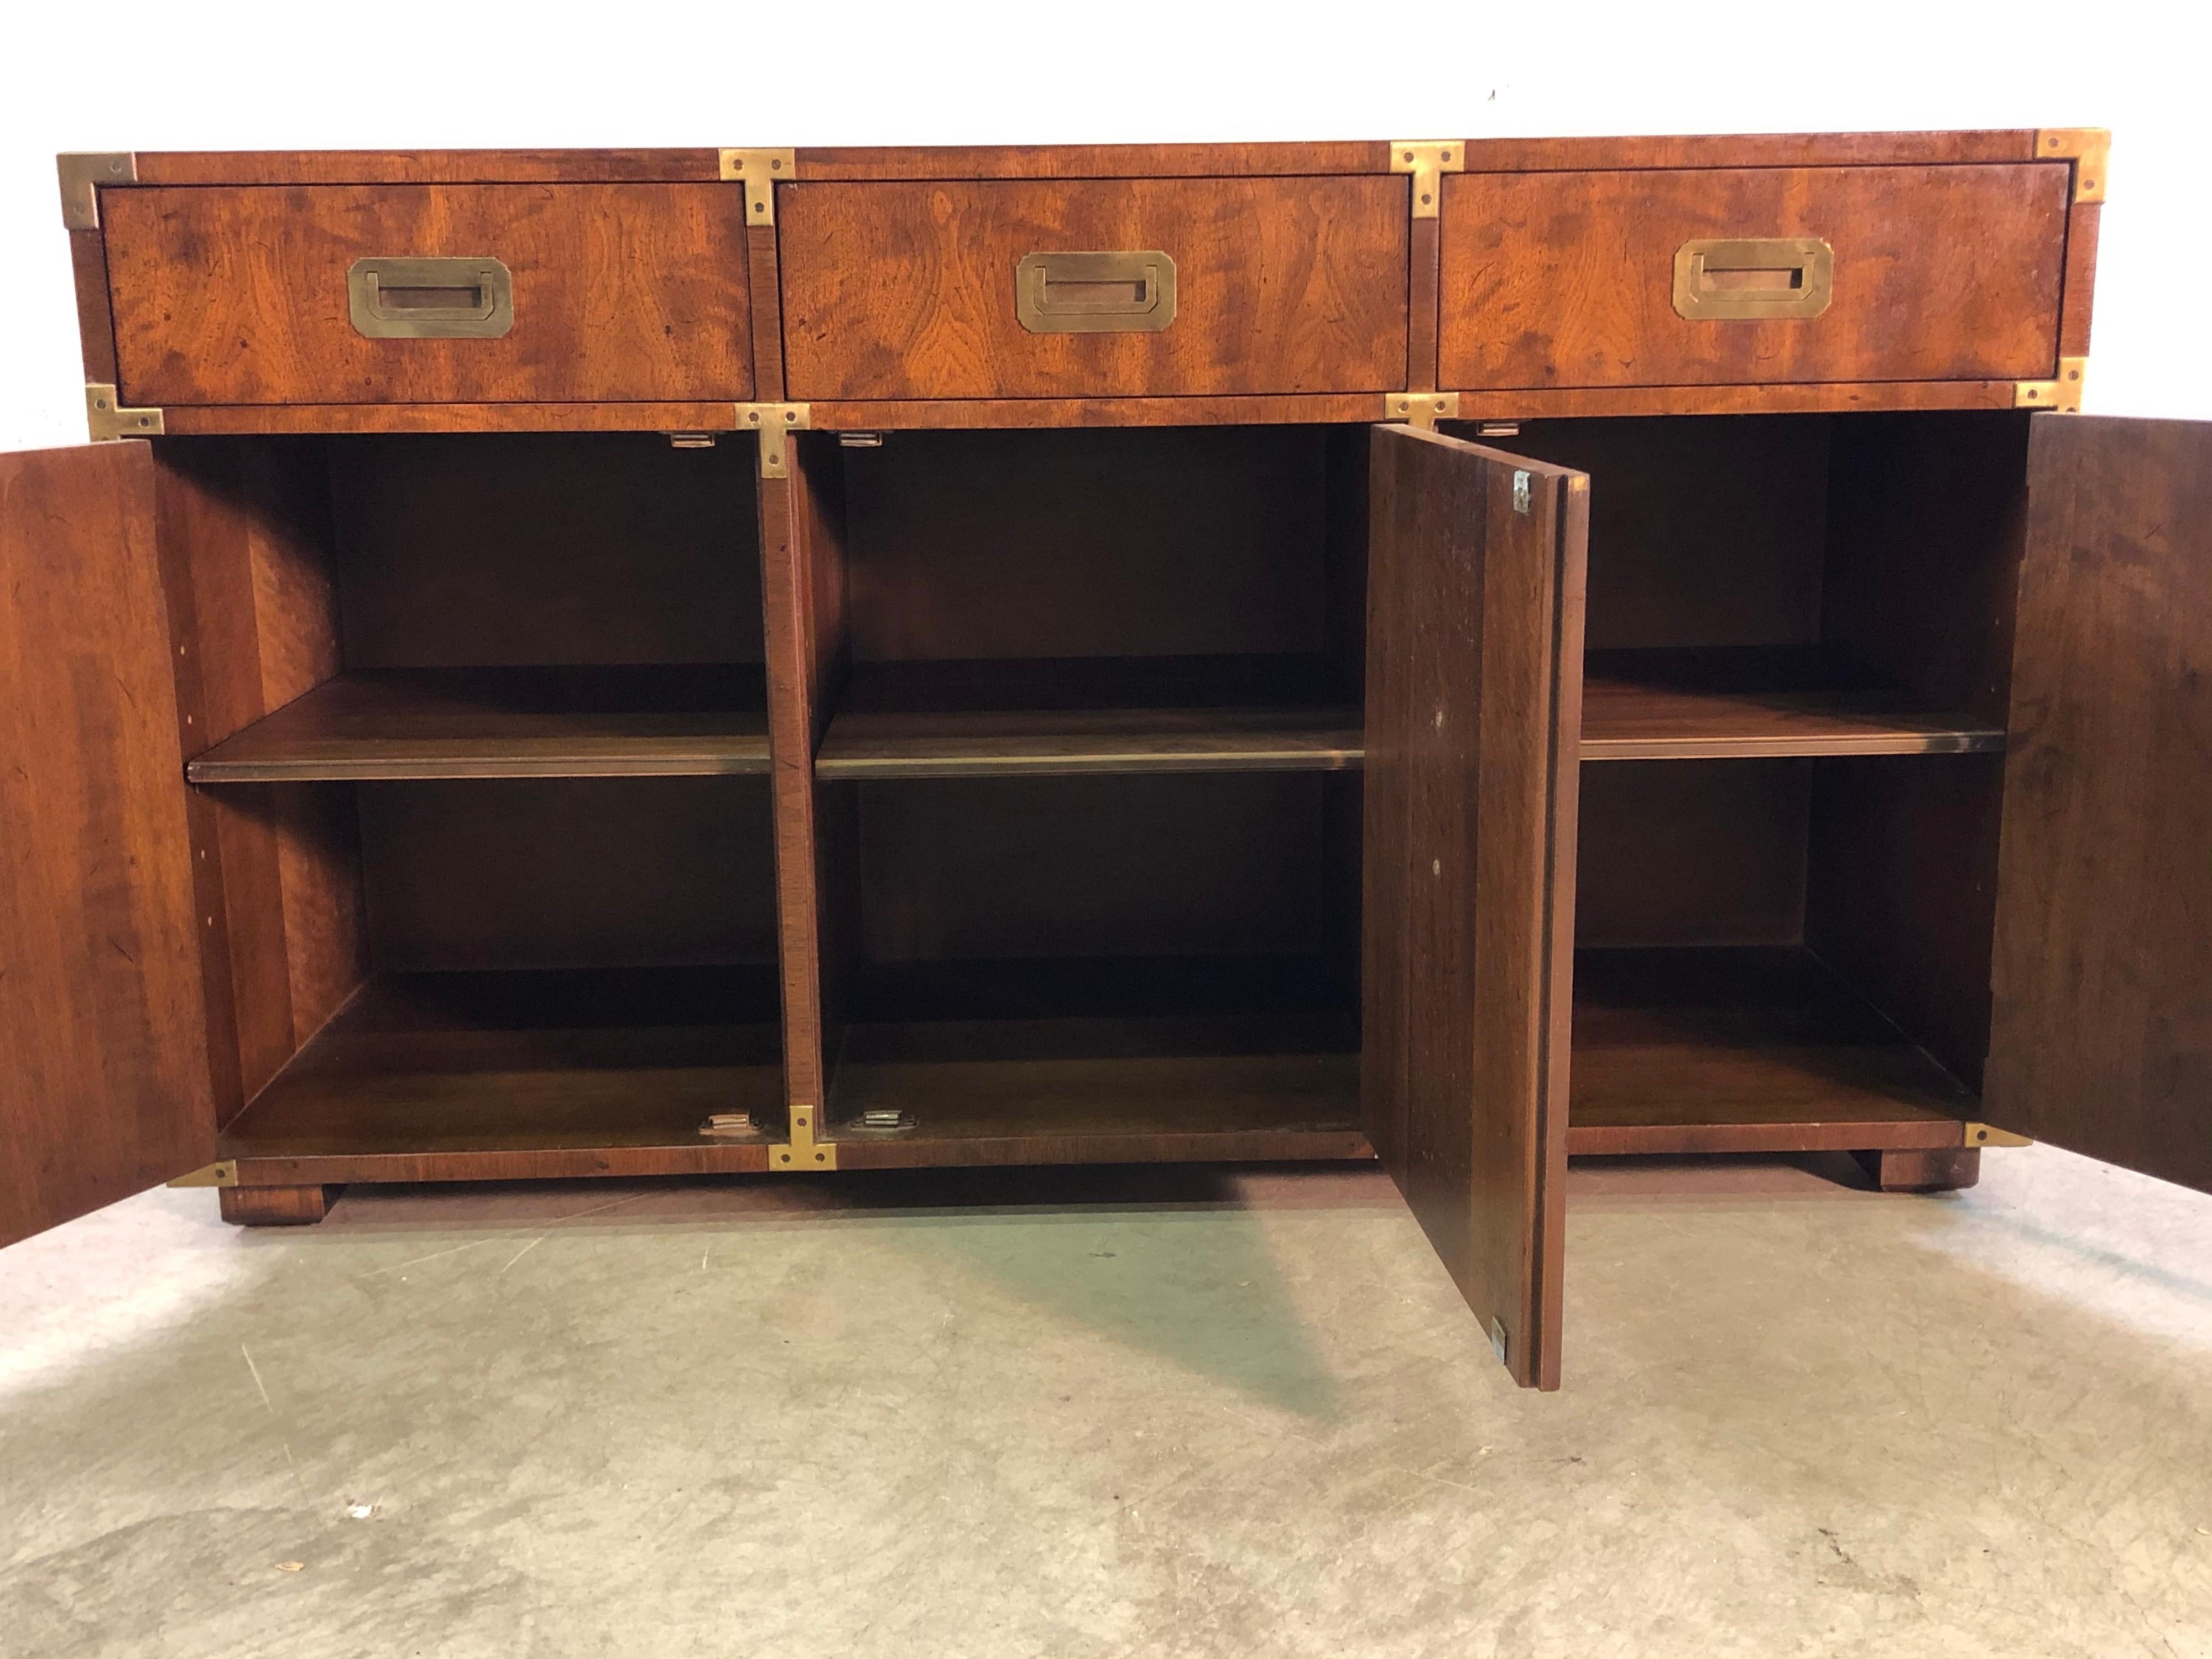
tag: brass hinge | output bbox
[58,152,134,230]
[769,1103,838,1171]
[1389,139,1464,220]
[167,1161,239,1189]
[721,148,795,226]
[2015,357,2088,413]
[86,383,164,441]
[2035,128,2109,204]
[1384,392,1460,428]
[736,402,810,477]
[1963,1122,2033,1149]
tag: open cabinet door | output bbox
[1985,415,2212,1192]
[1362,424,1588,1389]
[0,443,216,1246]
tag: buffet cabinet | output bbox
[7,131,2206,1389]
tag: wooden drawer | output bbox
[777,178,1408,400]
[103,185,752,404]
[1438,164,2069,389]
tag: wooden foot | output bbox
[218,1185,332,1226]
[1852,1147,1981,1192]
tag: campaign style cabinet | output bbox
[6,131,2204,1390]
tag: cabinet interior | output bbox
[174,412,2031,1170]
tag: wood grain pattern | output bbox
[69,228,119,382]
[106,185,751,405]
[1362,425,1586,1388]
[2060,200,2101,358]
[1441,383,2022,420]
[1456,132,2039,171]
[1439,165,2068,389]
[163,404,750,435]
[1986,415,2212,1192]
[134,151,723,185]
[747,223,787,401]
[1851,1147,1981,1192]
[810,395,1389,430]
[819,706,1359,779]
[1406,216,1440,394]
[0,443,215,1246]
[792,143,1392,180]
[187,667,772,781]
[220,1185,330,1225]
[780,179,1407,399]
[1575,761,1808,948]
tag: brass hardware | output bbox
[1673,238,1834,320]
[1389,139,1464,220]
[1384,392,1459,428]
[838,432,885,448]
[769,1103,838,1171]
[850,1108,914,1132]
[58,152,134,231]
[699,1112,759,1138]
[1512,469,1532,515]
[1488,1316,1509,1366]
[85,383,163,441]
[736,402,811,478]
[1963,1122,2033,1149]
[348,258,514,339]
[665,432,719,449]
[1015,251,1177,334]
[166,1161,238,1189]
[2036,128,2110,204]
[720,148,795,226]
[2016,356,2089,413]
[1475,420,1521,438]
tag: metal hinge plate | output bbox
[86,384,164,441]
[721,148,796,226]
[769,1103,838,1171]
[58,152,135,230]
[2035,128,2109,204]
[736,402,810,477]
[167,1161,239,1189]
[1384,392,1460,428]
[1389,139,1464,220]
[2015,357,2088,413]
[1963,1122,2033,1149]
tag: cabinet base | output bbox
[1852,1146,1981,1192]
[218,1184,335,1227]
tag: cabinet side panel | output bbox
[0,444,216,1243]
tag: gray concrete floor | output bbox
[2,1147,2209,1658]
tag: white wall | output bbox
[1,0,2205,453]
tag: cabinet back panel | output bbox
[359,778,779,970]
[330,434,763,668]
[841,427,1331,663]
[1575,761,1809,946]
[1498,416,1832,651]
[856,773,1330,963]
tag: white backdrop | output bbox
[1,0,2206,453]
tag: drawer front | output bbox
[778,178,1408,400]
[1438,164,2068,389]
[105,185,752,404]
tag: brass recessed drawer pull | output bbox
[1015,249,1177,334]
[1672,237,1833,321]
[347,256,515,339]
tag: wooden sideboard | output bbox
[7,131,2205,1390]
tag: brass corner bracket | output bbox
[1963,1123,2033,1149]
[769,1103,838,1171]
[721,148,796,226]
[2035,129,2109,204]
[737,402,810,477]
[2015,357,2088,413]
[1389,139,1464,220]
[58,152,134,230]
[1385,392,1460,428]
[166,1161,239,1189]
[86,384,164,441]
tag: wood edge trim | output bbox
[1566,1120,1970,1156]
[131,151,727,186]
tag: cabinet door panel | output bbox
[0,443,215,1246]
[1361,424,1588,1388]
[1986,415,2212,1191]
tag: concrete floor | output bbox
[2,1147,2209,1658]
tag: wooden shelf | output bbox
[1567,946,1973,1155]
[187,666,771,782]
[1579,649,2006,761]
[220,967,786,1181]
[816,655,1359,780]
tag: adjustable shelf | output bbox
[186,666,771,782]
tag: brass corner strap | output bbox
[2035,128,2109,204]
[86,384,164,441]
[1963,1123,2033,1149]
[58,152,134,230]
[2015,357,2088,413]
[1389,140,1464,220]
[1384,392,1459,428]
[770,1104,838,1171]
[721,148,796,226]
[737,402,810,477]
[168,1161,239,1189]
